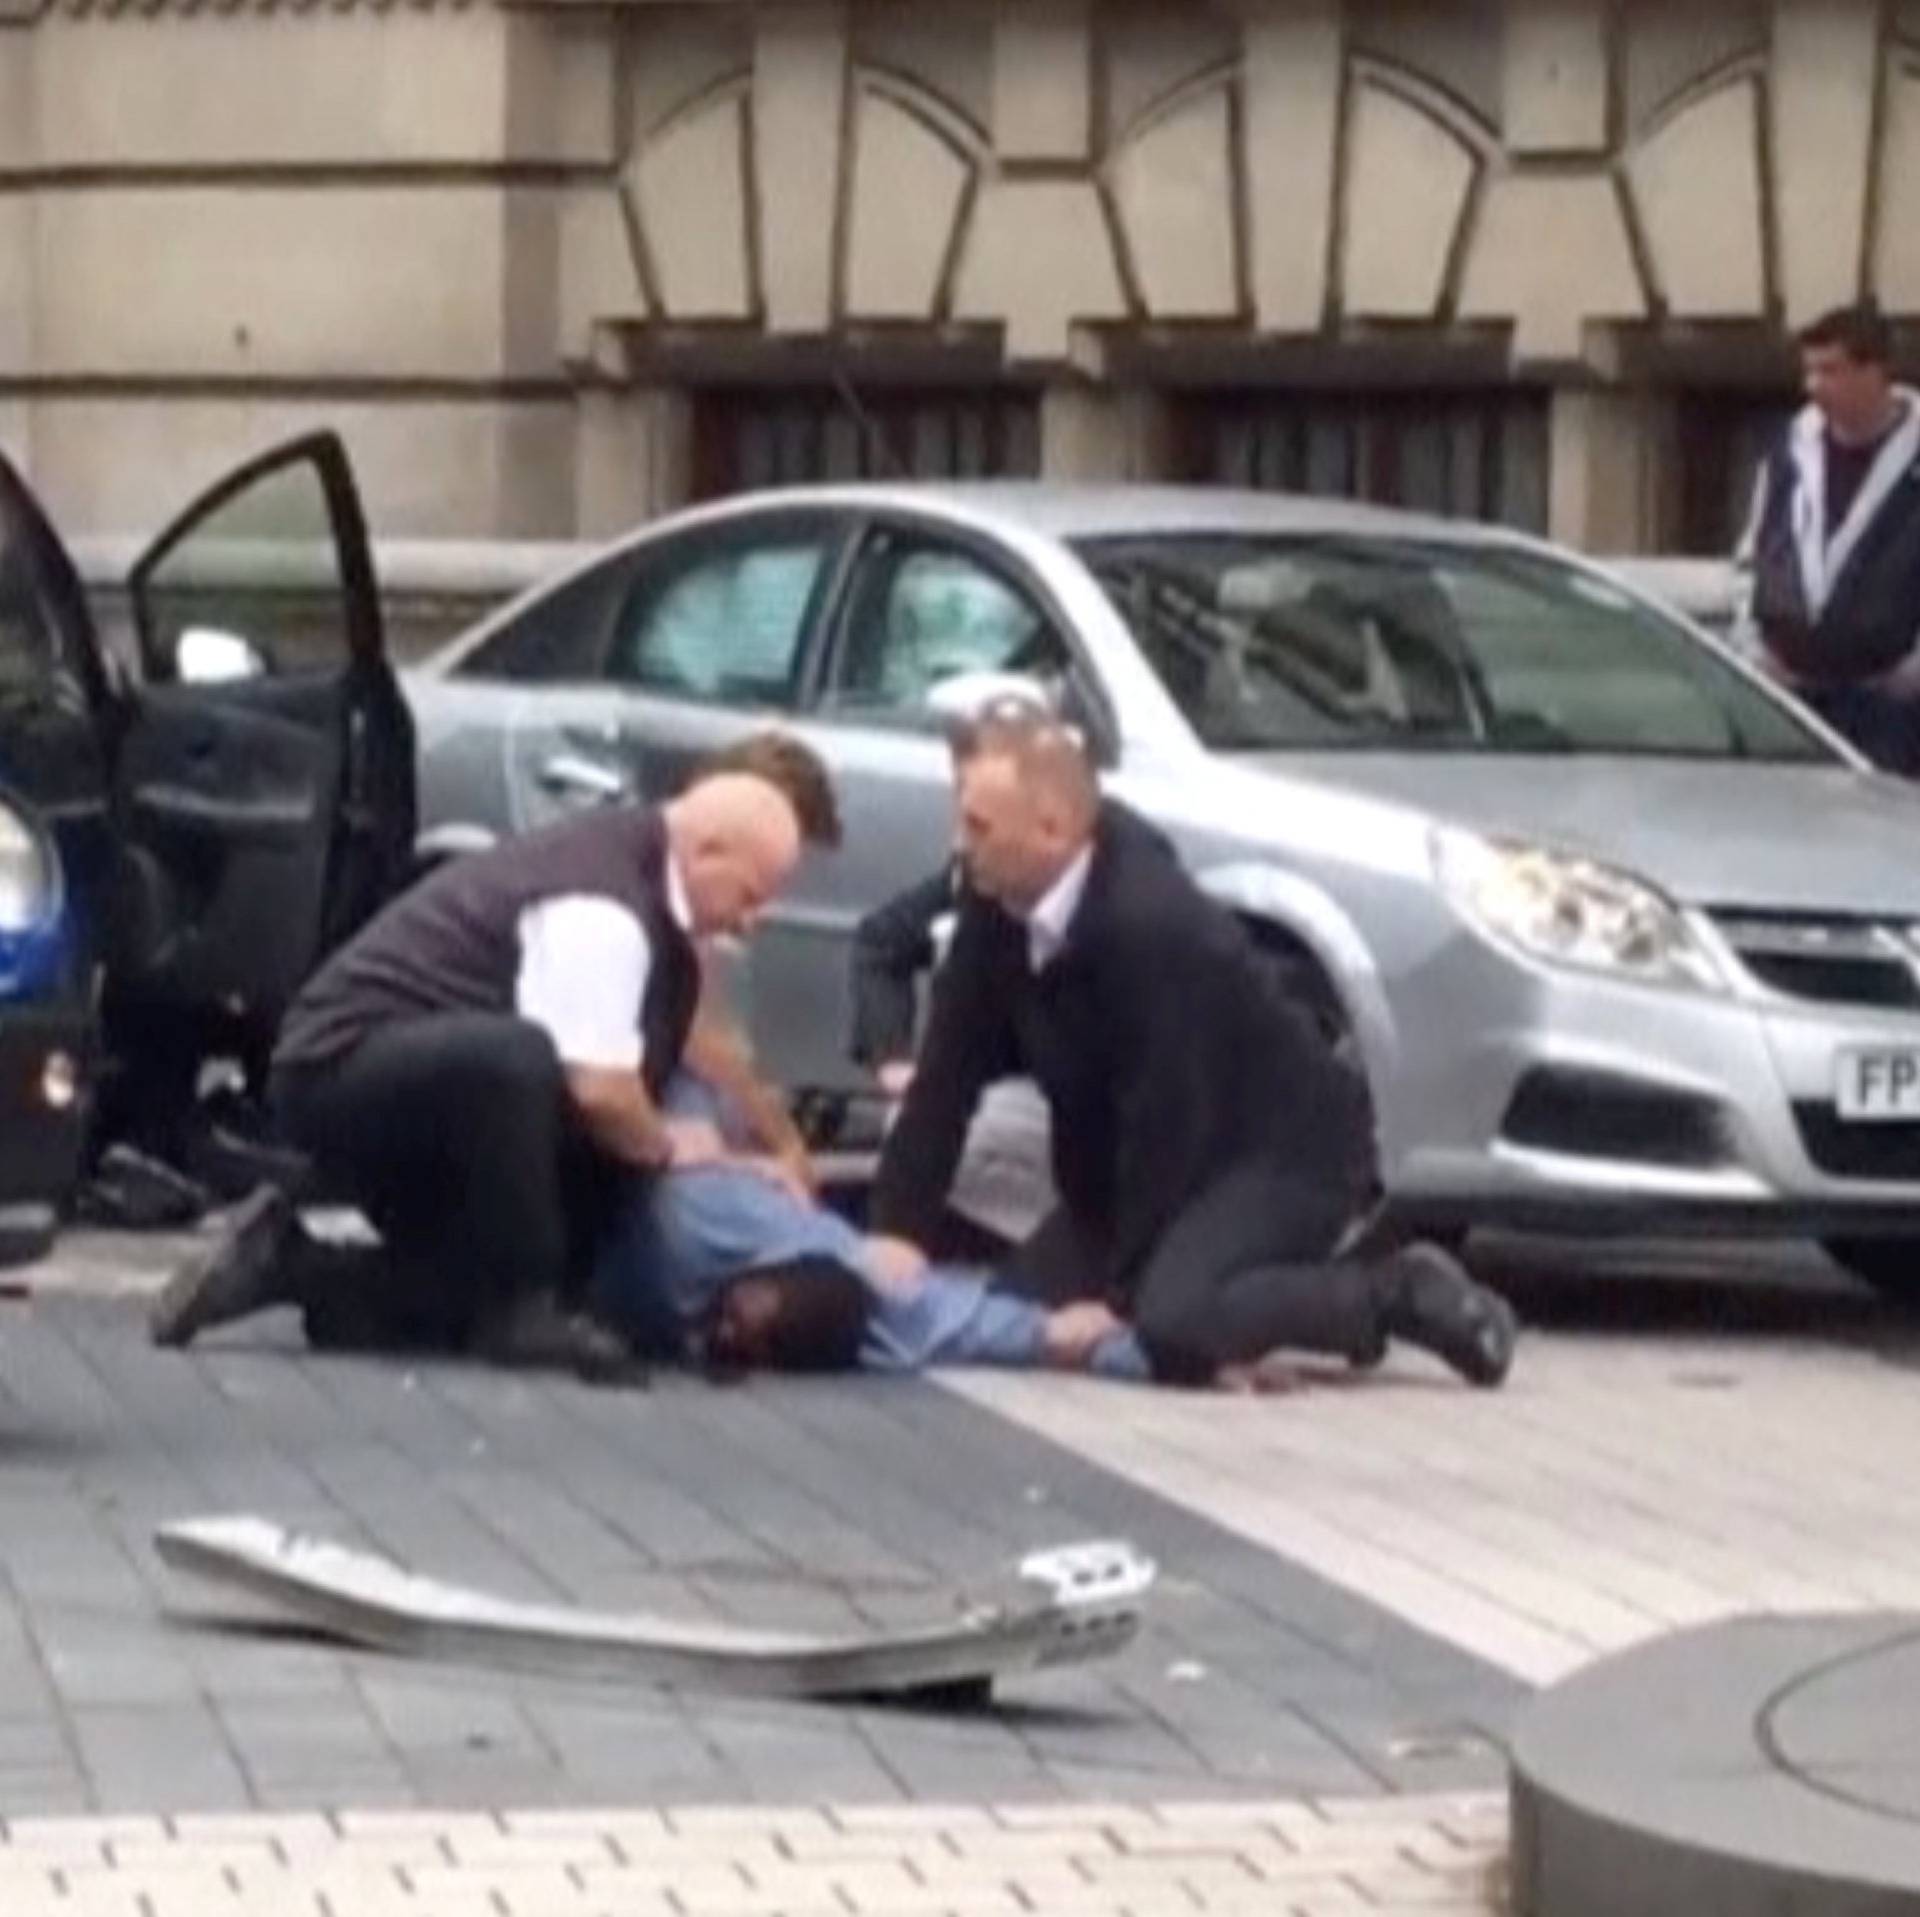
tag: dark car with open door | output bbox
[0,432,414,1261]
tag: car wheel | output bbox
[1825,1237,1920,1307]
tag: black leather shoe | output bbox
[1383,1242,1517,1387]
[149,1185,297,1348]
[473,1293,645,1387]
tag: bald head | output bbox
[665,772,804,938]
[951,708,1100,912]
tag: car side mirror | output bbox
[177,626,268,686]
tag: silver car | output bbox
[406,484,1920,1301]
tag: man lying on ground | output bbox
[592,1078,1149,1380]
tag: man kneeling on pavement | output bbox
[855,698,1515,1390]
[151,732,841,1376]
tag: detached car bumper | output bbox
[1381,919,1920,1239]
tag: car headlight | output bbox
[1432,827,1724,994]
[0,800,53,934]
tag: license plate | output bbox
[1836,1048,1920,1120]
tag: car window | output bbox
[1438,565,1742,755]
[1081,533,1829,762]
[454,560,629,683]
[606,534,829,707]
[826,536,1070,717]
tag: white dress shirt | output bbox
[514,856,695,1071]
[1023,846,1093,972]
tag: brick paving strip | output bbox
[0,1794,1505,1915]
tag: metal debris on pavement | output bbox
[155,1517,1155,1702]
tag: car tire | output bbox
[1825,1237,1920,1308]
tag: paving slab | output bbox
[0,1261,1521,1815]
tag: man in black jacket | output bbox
[870,704,1515,1387]
[1740,301,1920,772]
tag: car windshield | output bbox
[1077,533,1830,761]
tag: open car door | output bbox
[116,432,415,1038]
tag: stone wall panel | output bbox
[1627,78,1766,316]
[34,186,508,379]
[0,38,35,173]
[1771,0,1880,323]
[34,16,515,168]
[1504,1,1610,154]
[991,0,1090,161]
[1458,172,1645,359]
[1241,0,1341,333]
[844,86,972,320]
[629,86,753,320]
[853,7,990,143]
[26,395,575,538]
[625,7,748,146]
[1108,85,1238,320]
[1873,63,1920,310]
[1350,0,1503,137]
[954,178,1126,359]
[1102,5,1237,151]
[1622,2,1766,134]
[753,3,846,333]
[559,185,648,357]
[1342,81,1477,318]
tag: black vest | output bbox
[273,805,700,1095]
[1751,436,1920,682]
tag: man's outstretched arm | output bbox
[681,961,813,1188]
[869,905,1014,1246]
[850,865,954,1076]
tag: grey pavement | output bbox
[5,1220,1909,1913]
[0,1235,1521,1820]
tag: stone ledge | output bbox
[1512,1614,1920,1916]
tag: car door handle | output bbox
[537,753,629,802]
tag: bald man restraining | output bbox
[871,705,1516,1388]
[151,735,842,1376]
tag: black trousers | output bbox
[1007,1157,1388,1383]
[272,1013,607,1348]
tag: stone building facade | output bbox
[1,0,1914,554]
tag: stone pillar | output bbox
[1547,388,1680,555]
[1239,0,1341,334]
[1771,0,1880,325]
[0,32,36,451]
[1038,385,1175,482]
[575,388,692,537]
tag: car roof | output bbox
[688,481,1534,549]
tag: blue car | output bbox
[0,433,413,1262]
[0,788,88,1254]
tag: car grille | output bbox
[1710,912,1920,1011]
[1794,1104,1920,1181]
